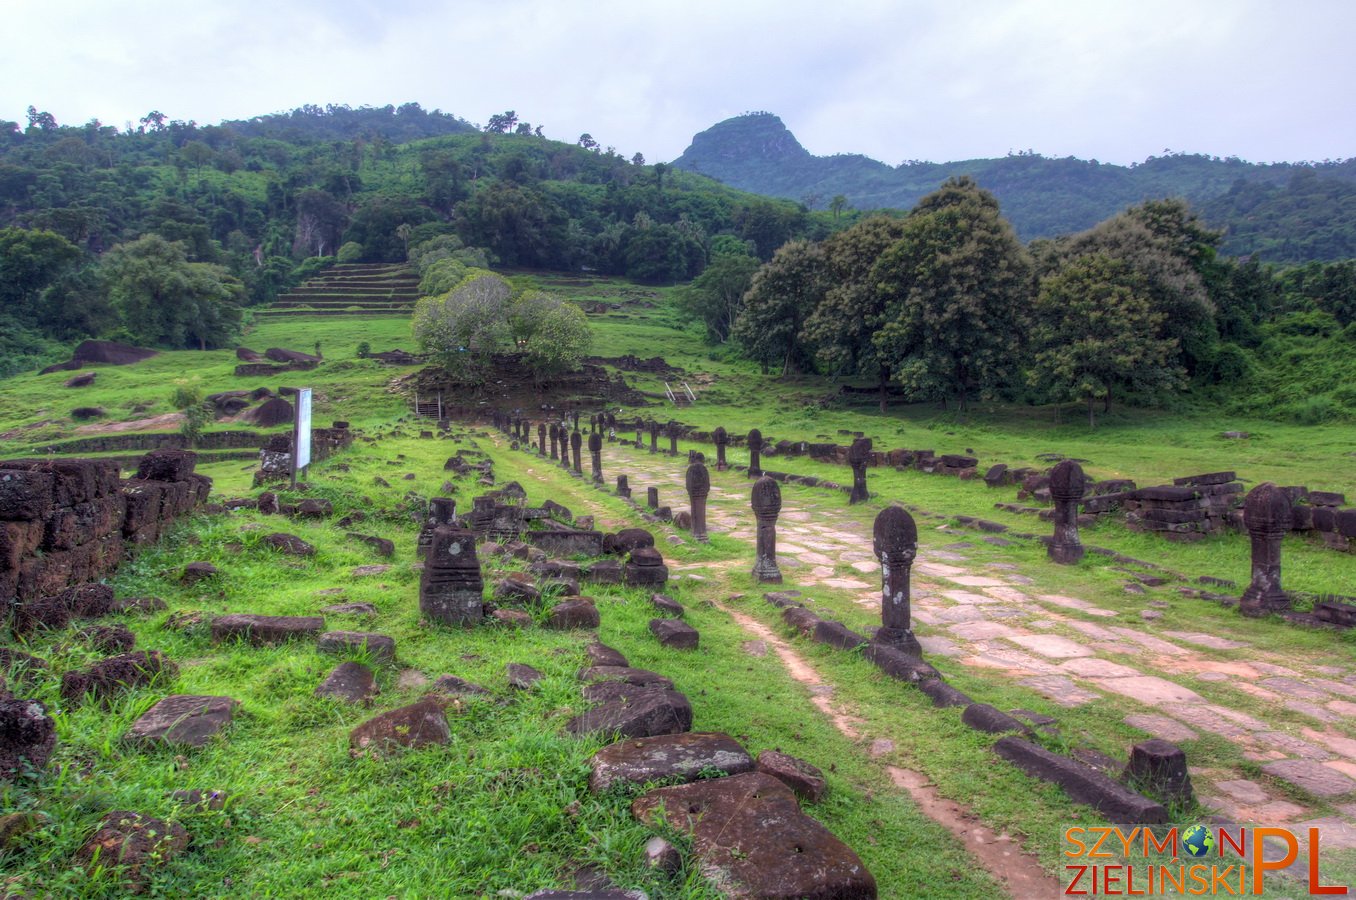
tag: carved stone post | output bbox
[537,423,546,456]
[606,413,617,442]
[570,430,582,474]
[572,411,580,432]
[1240,482,1292,617]
[648,421,659,454]
[873,505,921,654]
[713,426,729,471]
[419,526,484,625]
[549,424,559,460]
[635,423,644,449]
[848,437,872,504]
[647,487,659,509]
[589,432,603,484]
[667,420,679,456]
[616,474,631,498]
[1047,459,1086,565]
[748,428,763,477]
[686,461,710,543]
[751,475,782,583]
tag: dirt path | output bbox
[713,597,1059,898]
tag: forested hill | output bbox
[671,113,1356,262]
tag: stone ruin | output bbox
[750,476,782,583]
[2,451,210,610]
[1047,459,1086,565]
[1240,482,1292,618]
[588,432,603,484]
[748,428,763,477]
[419,526,484,626]
[847,437,872,504]
[254,422,354,485]
[712,426,729,471]
[570,431,583,474]
[873,505,921,655]
[686,461,710,543]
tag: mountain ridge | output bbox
[672,113,1356,260]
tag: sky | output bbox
[5,0,1354,167]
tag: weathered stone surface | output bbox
[751,476,782,583]
[211,613,324,645]
[1260,759,1356,798]
[547,598,601,630]
[181,561,219,584]
[78,623,136,653]
[1048,459,1087,565]
[295,498,333,518]
[126,695,236,747]
[961,703,1031,735]
[429,675,492,698]
[317,630,396,663]
[863,643,941,683]
[263,532,314,556]
[1240,482,1292,617]
[589,731,754,793]
[873,504,921,654]
[755,749,827,803]
[585,643,629,668]
[650,618,699,650]
[579,666,672,689]
[62,651,177,704]
[568,689,693,738]
[919,679,972,708]
[349,699,450,754]
[75,810,189,891]
[1124,739,1194,804]
[645,835,683,875]
[632,772,876,899]
[348,533,395,557]
[993,736,1167,824]
[315,661,378,704]
[650,593,684,617]
[320,601,377,616]
[420,526,484,626]
[585,559,623,584]
[0,698,56,779]
[507,663,543,690]
[491,608,534,628]
[624,547,669,587]
[811,620,867,650]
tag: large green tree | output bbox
[1028,254,1183,427]
[803,216,907,410]
[731,239,827,376]
[101,235,244,349]
[677,251,759,343]
[411,269,513,379]
[871,177,1033,411]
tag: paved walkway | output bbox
[596,442,1356,844]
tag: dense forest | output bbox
[673,113,1356,261]
[680,181,1356,424]
[0,103,817,374]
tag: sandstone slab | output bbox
[589,731,753,793]
[126,695,237,747]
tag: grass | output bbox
[4,274,1355,897]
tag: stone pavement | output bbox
[593,442,1356,835]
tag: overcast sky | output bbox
[5,0,1353,166]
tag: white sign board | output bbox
[293,388,313,473]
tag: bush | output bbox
[356,341,371,358]
[336,241,363,263]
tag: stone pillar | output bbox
[1124,739,1194,805]
[647,486,659,510]
[648,421,659,454]
[606,413,617,442]
[537,423,546,456]
[549,425,559,460]
[419,526,484,625]
[570,431,582,475]
[589,432,603,484]
[748,428,763,477]
[713,426,729,471]
[873,505,921,654]
[751,475,782,583]
[1240,482,1292,617]
[616,474,631,498]
[667,421,679,456]
[572,411,580,432]
[1047,459,1086,565]
[848,437,872,504]
[686,461,710,543]
[635,423,644,448]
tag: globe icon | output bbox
[1182,825,1215,858]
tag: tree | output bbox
[578,133,597,151]
[1028,254,1183,427]
[0,227,83,318]
[732,240,827,376]
[631,152,646,166]
[803,216,907,410]
[678,252,759,343]
[485,111,518,134]
[830,195,849,220]
[102,235,244,350]
[509,291,592,380]
[872,177,1033,412]
[411,270,513,380]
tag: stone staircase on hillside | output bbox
[257,263,421,318]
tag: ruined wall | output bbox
[0,450,210,607]
[253,423,356,485]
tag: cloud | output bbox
[4,0,1353,165]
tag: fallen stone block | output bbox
[126,695,237,747]
[589,731,754,793]
[993,736,1167,824]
